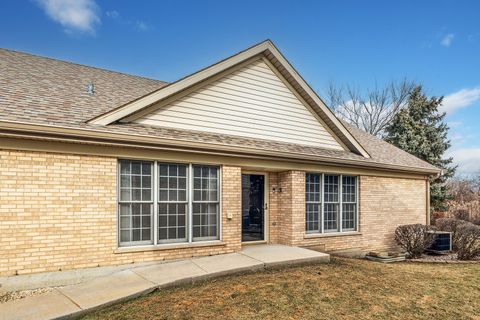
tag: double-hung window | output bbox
[193,166,219,240]
[158,164,188,243]
[305,173,358,234]
[118,160,220,247]
[119,160,153,245]
[305,173,321,232]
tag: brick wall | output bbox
[0,148,427,276]
[269,171,427,252]
[0,150,242,276]
[268,173,280,244]
[274,171,306,246]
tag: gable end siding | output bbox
[134,59,344,150]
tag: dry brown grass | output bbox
[81,258,480,320]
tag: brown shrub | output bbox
[456,223,480,260]
[471,215,480,226]
[453,209,470,221]
[394,224,436,258]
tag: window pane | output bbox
[193,165,219,202]
[120,189,131,201]
[158,163,188,202]
[306,203,320,232]
[342,203,356,231]
[192,203,218,240]
[342,176,357,203]
[142,163,151,175]
[142,176,151,188]
[324,203,339,232]
[120,175,130,188]
[120,161,131,175]
[324,175,339,202]
[158,203,188,242]
[131,162,141,174]
[306,173,321,203]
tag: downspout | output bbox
[426,179,431,225]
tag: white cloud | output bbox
[36,0,100,35]
[135,21,149,31]
[440,87,480,114]
[448,148,480,174]
[105,10,119,19]
[440,33,455,47]
[105,9,149,32]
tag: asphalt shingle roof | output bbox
[0,48,439,174]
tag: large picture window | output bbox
[305,173,358,234]
[118,160,220,247]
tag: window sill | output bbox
[114,240,226,254]
[304,231,361,239]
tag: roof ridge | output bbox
[0,47,168,84]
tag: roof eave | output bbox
[0,120,440,176]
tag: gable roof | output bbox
[88,40,370,158]
[0,44,440,175]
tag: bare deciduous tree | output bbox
[326,79,416,138]
[447,174,480,203]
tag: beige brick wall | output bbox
[273,171,306,246]
[267,173,280,244]
[0,150,242,276]
[268,171,427,252]
[0,148,427,276]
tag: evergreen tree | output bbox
[385,86,456,212]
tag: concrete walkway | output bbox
[0,245,329,320]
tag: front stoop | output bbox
[0,245,329,320]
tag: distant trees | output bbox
[385,86,456,211]
[328,80,457,212]
[447,173,480,203]
[326,79,415,138]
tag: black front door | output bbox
[242,174,265,242]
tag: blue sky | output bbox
[1,0,479,174]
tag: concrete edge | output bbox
[57,285,158,320]
[63,266,265,319]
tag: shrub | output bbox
[456,223,480,260]
[435,218,470,250]
[394,224,436,258]
[453,209,470,221]
[470,214,480,226]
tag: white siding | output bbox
[135,59,344,150]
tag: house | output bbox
[0,40,440,276]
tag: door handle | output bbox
[264,203,268,210]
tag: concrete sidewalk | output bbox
[0,245,329,320]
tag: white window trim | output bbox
[117,160,222,248]
[305,173,359,235]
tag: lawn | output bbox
[82,258,480,320]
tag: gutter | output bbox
[0,120,441,175]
